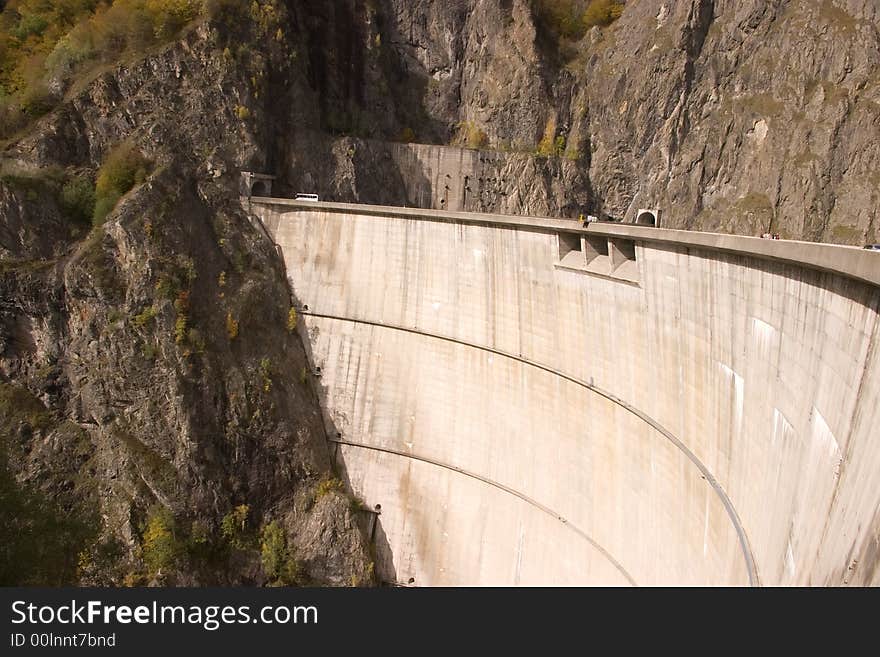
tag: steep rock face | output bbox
[346,0,879,242]
[114,0,872,241]
[582,0,880,240]
[0,16,374,586]
[279,136,590,216]
[0,180,83,260]
[385,0,551,147]
[271,0,590,217]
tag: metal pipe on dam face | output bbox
[252,198,880,586]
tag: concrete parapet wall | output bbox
[254,199,880,586]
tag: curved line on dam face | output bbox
[303,310,761,587]
[329,439,638,587]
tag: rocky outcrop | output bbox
[304,0,879,242]
[288,0,880,244]
[0,14,375,586]
[279,135,590,216]
[581,0,880,241]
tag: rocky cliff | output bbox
[39,0,865,241]
[335,0,878,241]
[1,7,376,586]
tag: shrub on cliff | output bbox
[536,117,566,157]
[93,142,150,225]
[60,175,96,225]
[147,0,201,40]
[0,0,203,138]
[226,312,239,340]
[260,521,301,585]
[582,0,625,28]
[456,121,489,150]
[533,0,586,40]
[315,477,343,500]
[531,0,625,47]
[221,504,252,550]
[142,505,181,576]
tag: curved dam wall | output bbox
[252,198,880,586]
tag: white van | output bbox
[295,193,319,202]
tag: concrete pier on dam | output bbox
[251,197,880,586]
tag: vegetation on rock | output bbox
[260,521,301,586]
[1,0,203,138]
[226,311,239,340]
[0,0,378,588]
[532,0,625,44]
[93,142,150,225]
[0,384,99,586]
[221,504,251,551]
[60,174,96,224]
[141,505,182,576]
[315,477,343,500]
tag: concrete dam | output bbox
[251,198,880,586]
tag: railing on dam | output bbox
[249,196,880,587]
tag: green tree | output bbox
[260,521,301,585]
[60,175,96,225]
[142,506,180,575]
[221,504,251,549]
[93,142,150,225]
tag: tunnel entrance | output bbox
[240,171,275,197]
[636,209,659,227]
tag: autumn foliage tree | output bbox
[0,0,202,137]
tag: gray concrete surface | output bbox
[253,198,880,586]
[346,142,582,215]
